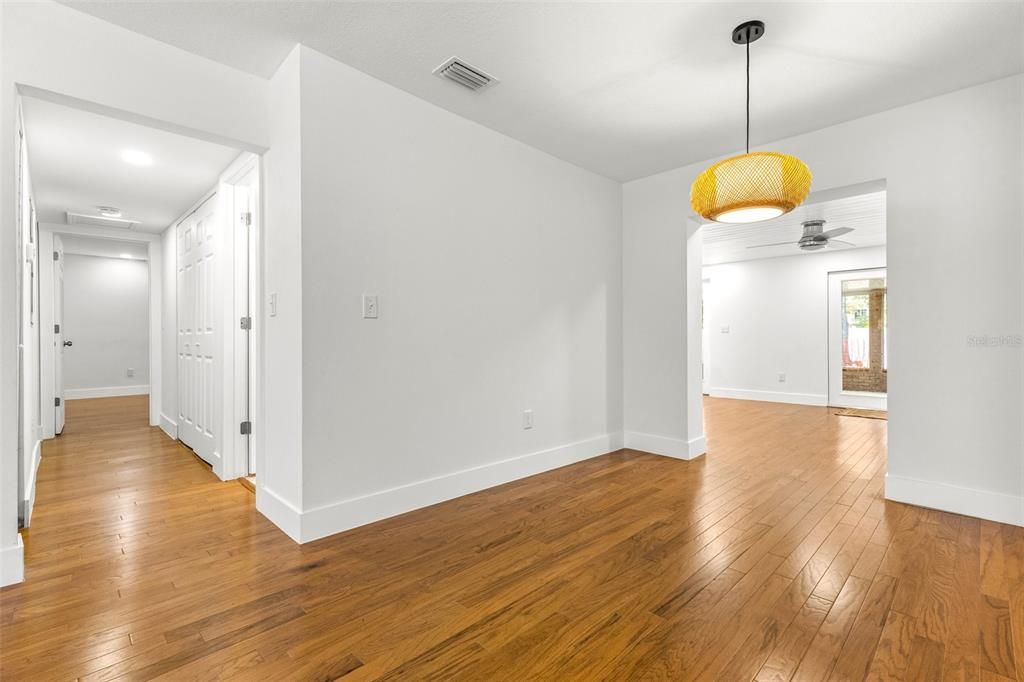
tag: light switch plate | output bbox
[362,295,379,319]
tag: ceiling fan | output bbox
[748,220,856,252]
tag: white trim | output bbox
[709,387,828,407]
[885,473,1023,528]
[260,434,619,544]
[65,385,149,399]
[0,536,25,587]
[688,435,707,459]
[159,413,178,440]
[22,440,41,527]
[39,222,160,242]
[38,229,55,439]
[17,84,268,155]
[147,239,162,427]
[624,431,694,460]
[218,153,260,481]
[255,485,302,542]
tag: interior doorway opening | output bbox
[14,91,263,531]
[693,182,889,456]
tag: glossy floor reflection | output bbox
[1,396,1021,680]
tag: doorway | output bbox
[15,92,263,537]
[827,268,888,410]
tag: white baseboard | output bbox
[885,473,1023,527]
[159,413,178,440]
[256,485,302,543]
[0,536,25,587]
[65,385,150,400]
[23,440,42,528]
[623,431,706,460]
[279,433,618,544]
[709,387,828,407]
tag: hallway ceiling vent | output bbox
[66,211,140,230]
[432,56,498,92]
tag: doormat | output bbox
[833,407,887,420]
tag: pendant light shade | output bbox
[691,151,812,224]
[691,20,811,224]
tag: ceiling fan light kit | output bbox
[691,20,812,224]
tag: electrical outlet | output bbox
[777,372,786,383]
[720,325,730,334]
[126,368,135,378]
[362,295,379,319]
[522,409,534,430]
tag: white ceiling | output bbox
[59,235,149,261]
[59,1,1024,180]
[702,190,886,266]
[22,97,240,233]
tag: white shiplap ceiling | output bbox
[57,1,1024,181]
[702,190,886,266]
[22,97,240,233]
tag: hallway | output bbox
[1,397,1022,680]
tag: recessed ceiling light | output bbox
[121,149,153,167]
[98,206,122,218]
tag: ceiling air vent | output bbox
[66,212,140,230]
[433,56,498,92]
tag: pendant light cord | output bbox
[746,39,750,154]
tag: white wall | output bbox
[160,227,176,436]
[624,75,1024,527]
[703,246,886,406]
[61,255,149,397]
[17,106,41,534]
[257,46,623,541]
[260,47,305,527]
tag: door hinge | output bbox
[240,211,252,227]
[240,421,252,435]
[53,250,59,261]
[55,397,61,407]
[54,323,60,334]
[240,316,252,330]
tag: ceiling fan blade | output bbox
[821,226,854,238]
[747,241,799,249]
[827,239,857,247]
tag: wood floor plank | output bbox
[1,395,1021,680]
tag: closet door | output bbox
[177,195,220,465]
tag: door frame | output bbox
[827,267,888,410]
[217,152,261,480]
[38,224,163,439]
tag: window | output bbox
[841,277,887,391]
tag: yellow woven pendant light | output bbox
[691,21,811,224]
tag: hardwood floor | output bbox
[1,395,1022,680]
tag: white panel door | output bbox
[177,196,220,464]
[54,234,66,435]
